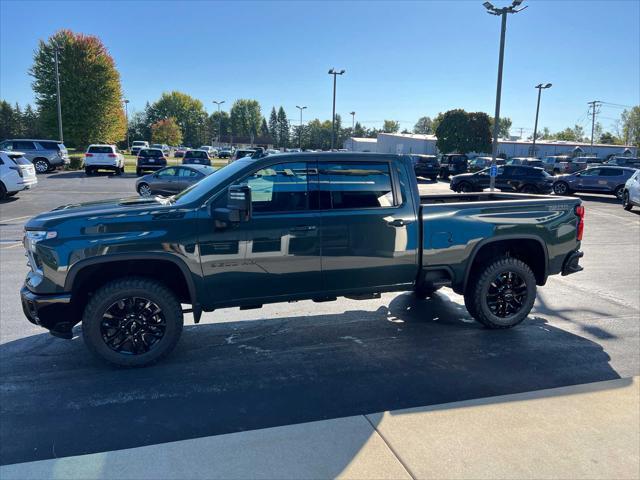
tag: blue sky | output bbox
[1,0,638,136]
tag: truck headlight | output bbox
[24,230,57,253]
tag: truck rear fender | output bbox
[461,236,548,293]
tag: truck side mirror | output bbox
[213,184,252,225]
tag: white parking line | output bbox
[0,242,22,250]
[0,215,32,223]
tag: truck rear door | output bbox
[318,158,419,293]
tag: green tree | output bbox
[0,100,16,139]
[260,117,269,137]
[435,109,491,154]
[209,110,230,144]
[30,29,126,148]
[268,107,279,146]
[128,110,151,143]
[621,106,640,146]
[353,121,366,138]
[22,104,42,138]
[382,120,400,133]
[12,103,25,137]
[413,116,433,134]
[151,117,182,145]
[555,125,586,142]
[230,99,262,143]
[277,106,290,148]
[147,91,207,147]
[599,132,621,145]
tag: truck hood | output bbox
[25,196,170,229]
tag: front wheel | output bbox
[519,184,538,194]
[623,191,633,211]
[430,175,438,181]
[457,182,474,193]
[553,182,570,195]
[137,182,152,196]
[464,257,536,329]
[614,185,625,200]
[82,277,184,367]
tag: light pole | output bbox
[531,83,551,157]
[123,99,130,151]
[483,0,527,191]
[350,111,356,151]
[213,100,225,146]
[296,105,307,150]
[328,68,345,150]
[53,45,63,142]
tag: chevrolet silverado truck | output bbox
[21,153,585,366]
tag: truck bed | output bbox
[419,192,561,205]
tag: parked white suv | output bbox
[622,169,640,212]
[84,145,125,175]
[131,140,149,155]
[0,151,37,200]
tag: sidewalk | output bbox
[1,377,638,480]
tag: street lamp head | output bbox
[123,99,130,104]
[544,83,552,88]
[512,0,524,6]
[329,68,345,75]
[350,111,356,116]
[483,1,494,9]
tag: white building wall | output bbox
[343,138,378,152]
[376,133,437,155]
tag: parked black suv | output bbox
[182,149,212,166]
[439,154,468,179]
[136,148,168,176]
[410,155,439,181]
[450,165,554,194]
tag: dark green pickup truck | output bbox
[21,153,585,366]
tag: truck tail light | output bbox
[85,153,93,157]
[575,205,585,241]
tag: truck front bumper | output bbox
[561,250,584,276]
[21,286,75,339]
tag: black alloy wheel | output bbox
[100,297,166,355]
[486,271,528,318]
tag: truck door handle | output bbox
[387,219,406,227]
[290,225,316,232]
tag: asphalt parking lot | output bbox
[0,171,639,466]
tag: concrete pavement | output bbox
[1,377,637,479]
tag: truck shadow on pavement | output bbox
[0,292,621,466]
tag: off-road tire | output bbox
[464,256,536,329]
[82,277,184,367]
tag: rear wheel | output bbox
[0,182,7,201]
[85,167,93,176]
[33,158,50,174]
[136,168,142,176]
[614,185,625,200]
[623,191,633,211]
[137,182,151,196]
[553,181,570,195]
[430,175,438,181]
[458,182,474,193]
[464,257,536,329]
[82,277,184,367]
[440,169,449,180]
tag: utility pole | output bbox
[532,83,552,157]
[213,100,225,146]
[350,111,356,151]
[54,46,63,142]
[588,100,601,151]
[483,0,527,191]
[123,99,130,151]
[328,68,345,150]
[296,105,307,149]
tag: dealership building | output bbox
[345,132,637,158]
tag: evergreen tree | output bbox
[0,101,15,139]
[269,107,279,146]
[277,106,289,148]
[260,117,269,137]
[22,104,41,138]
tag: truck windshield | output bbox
[172,159,253,205]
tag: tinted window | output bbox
[246,162,309,213]
[38,141,61,150]
[186,151,208,159]
[580,169,600,176]
[88,146,114,154]
[9,154,32,165]
[157,167,177,177]
[139,149,164,157]
[13,141,36,150]
[179,168,201,178]
[600,168,623,177]
[319,162,394,209]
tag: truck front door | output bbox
[318,159,418,293]
[199,160,322,304]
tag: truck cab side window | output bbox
[245,162,309,214]
[319,162,394,209]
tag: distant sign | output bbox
[490,164,498,177]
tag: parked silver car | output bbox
[136,164,216,196]
[0,139,69,173]
[553,166,637,199]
